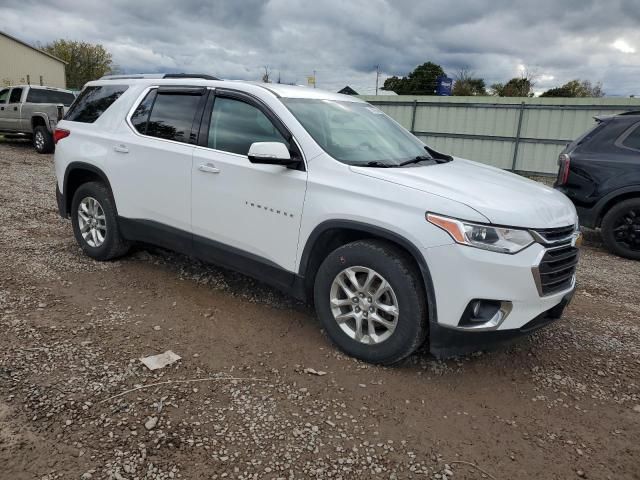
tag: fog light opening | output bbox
[457,299,512,330]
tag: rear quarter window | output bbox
[566,123,605,151]
[65,85,128,123]
[620,123,640,151]
[26,88,76,106]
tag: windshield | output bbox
[282,98,429,166]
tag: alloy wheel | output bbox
[329,266,399,344]
[77,196,107,248]
[34,131,44,151]
[612,207,640,251]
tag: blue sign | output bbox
[436,75,453,96]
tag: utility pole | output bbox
[375,65,379,96]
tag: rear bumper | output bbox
[429,289,574,358]
[575,204,597,229]
[553,187,597,228]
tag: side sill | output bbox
[117,217,307,301]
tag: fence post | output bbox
[410,100,418,134]
[511,101,525,171]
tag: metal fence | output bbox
[359,95,640,174]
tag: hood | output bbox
[350,158,577,229]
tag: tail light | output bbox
[557,153,571,185]
[53,128,70,144]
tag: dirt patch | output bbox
[0,141,639,479]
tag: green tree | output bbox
[382,62,445,95]
[491,77,534,97]
[43,40,114,89]
[452,68,487,96]
[541,79,604,97]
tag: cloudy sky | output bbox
[2,0,639,96]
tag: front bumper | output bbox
[422,241,576,358]
[429,289,573,358]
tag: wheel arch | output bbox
[594,186,640,227]
[62,162,116,217]
[31,114,51,132]
[298,220,437,324]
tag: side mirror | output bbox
[248,142,296,166]
[56,104,64,122]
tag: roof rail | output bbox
[163,73,219,80]
[100,74,164,80]
[99,73,219,80]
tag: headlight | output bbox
[426,213,534,254]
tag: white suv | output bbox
[54,74,581,364]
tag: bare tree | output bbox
[262,66,271,83]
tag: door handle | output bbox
[13,106,17,111]
[113,144,129,154]
[198,163,220,174]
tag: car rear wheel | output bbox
[314,239,427,365]
[71,181,130,261]
[33,126,54,154]
[601,198,640,260]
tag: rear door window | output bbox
[143,90,203,144]
[26,88,76,106]
[0,89,9,103]
[9,88,23,103]
[65,85,128,123]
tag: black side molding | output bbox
[61,162,115,218]
[56,184,66,218]
[117,217,306,300]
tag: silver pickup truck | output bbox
[0,85,76,153]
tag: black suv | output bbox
[554,112,640,260]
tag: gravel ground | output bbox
[0,140,639,480]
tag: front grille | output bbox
[532,225,576,244]
[534,244,579,296]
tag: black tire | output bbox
[313,239,428,365]
[71,181,130,261]
[601,198,640,260]
[33,126,54,154]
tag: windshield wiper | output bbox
[362,161,393,168]
[397,155,433,167]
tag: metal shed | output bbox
[0,31,66,89]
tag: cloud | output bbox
[612,38,636,54]
[1,0,639,95]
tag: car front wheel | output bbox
[314,240,427,364]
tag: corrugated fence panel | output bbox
[417,135,515,170]
[376,103,414,130]
[360,96,640,174]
